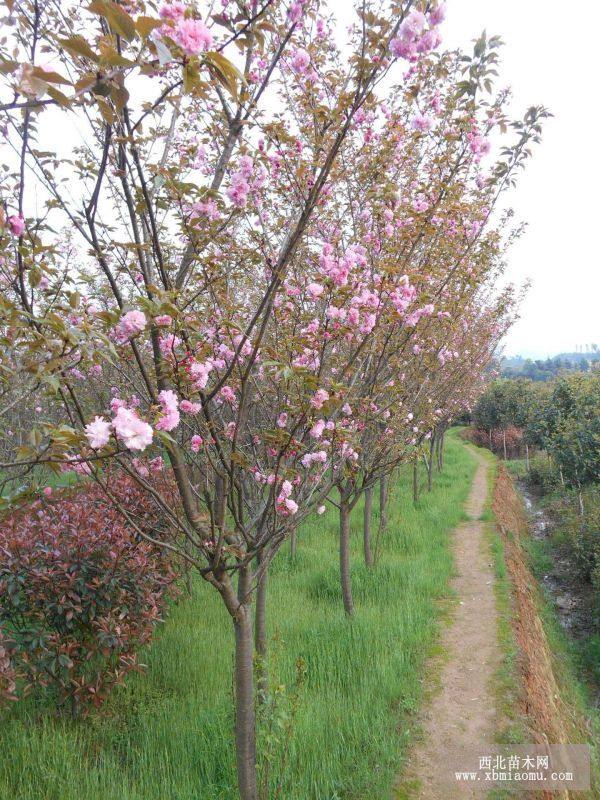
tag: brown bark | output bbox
[412,458,419,505]
[378,475,388,535]
[233,567,258,800]
[289,526,297,559]
[363,485,374,567]
[339,495,354,616]
[428,434,435,491]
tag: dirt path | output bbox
[398,446,501,798]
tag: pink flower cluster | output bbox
[7,215,25,236]
[113,310,147,345]
[225,155,265,209]
[290,48,310,74]
[276,480,298,516]
[155,389,180,432]
[85,406,154,453]
[390,6,444,61]
[411,113,434,133]
[170,13,213,55]
[300,450,328,469]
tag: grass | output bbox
[0,430,477,800]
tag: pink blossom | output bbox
[399,10,427,39]
[307,282,324,300]
[114,310,147,344]
[159,2,186,20]
[277,412,288,428]
[220,385,236,404]
[180,399,201,414]
[190,435,203,453]
[113,407,153,451]
[317,505,326,515]
[428,4,446,26]
[85,415,111,449]
[156,389,180,432]
[291,48,310,74]
[416,29,441,53]
[411,113,434,133]
[189,360,212,390]
[390,37,417,60]
[154,314,173,327]
[310,419,325,439]
[173,18,213,55]
[7,215,25,236]
[226,171,250,208]
[159,333,182,357]
[311,388,329,409]
[43,486,52,498]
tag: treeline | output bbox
[502,354,600,382]
[469,373,600,616]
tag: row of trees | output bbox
[502,354,600,382]
[472,373,600,497]
[0,2,545,797]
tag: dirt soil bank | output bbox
[493,464,595,800]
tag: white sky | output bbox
[330,0,600,358]
[442,0,600,358]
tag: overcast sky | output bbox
[331,1,600,358]
[442,0,600,358]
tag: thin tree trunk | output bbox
[525,443,530,472]
[502,429,507,460]
[428,434,435,491]
[339,495,354,616]
[363,485,374,567]
[255,554,268,700]
[228,567,258,800]
[412,458,419,505]
[437,430,445,471]
[289,526,297,559]
[379,475,388,536]
[215,472,228,531]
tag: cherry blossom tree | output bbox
[0,2,547,797]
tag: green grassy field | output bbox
[0,431,477,800]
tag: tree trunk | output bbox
[378,475,388,536]
[412,458,419,505]
[339,496,354,616]
[363,485,374,567]
[215,472,228,531]
[502,429,507,460]
[255,555,268,700]
[233,568,258,800]
[289,526,297,559]
[525,443,530,472]
[428,435,435,491]
[437,431,445,471]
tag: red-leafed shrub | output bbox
[469,425,524,458]
[0,476,179,715]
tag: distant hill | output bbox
[501,350,600,381]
